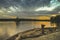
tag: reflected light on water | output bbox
[0,15,57,37]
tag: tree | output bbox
[51,15,60,30]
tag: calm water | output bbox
[0,21,56,37]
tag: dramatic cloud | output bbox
[0,0,60,17]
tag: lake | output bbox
[0,21,56,37]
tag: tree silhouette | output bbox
[51,15,60,30]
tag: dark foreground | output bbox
[6,28,60,40]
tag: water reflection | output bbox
[0,22,16,36]
[0,21,56,38]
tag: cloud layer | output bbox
[0,0,60,17]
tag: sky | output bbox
[0,0,60,18]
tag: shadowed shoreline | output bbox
[6,27,57,40]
